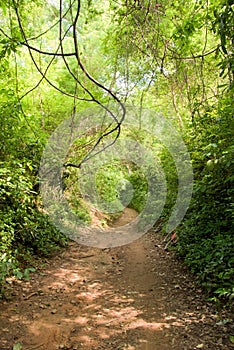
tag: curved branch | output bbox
[25,0,76,42]
[12,1,92,102]
[12,0,126,168]
[62,0,126,166]
[72,1,126,123]
[20,42,76,57]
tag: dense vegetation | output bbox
[0,0,233,306]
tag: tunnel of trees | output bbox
[0,0,233,306]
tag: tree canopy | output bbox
[0,0,233,305]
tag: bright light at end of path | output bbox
[39,106,193,248]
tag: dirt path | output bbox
[0,209,233,350]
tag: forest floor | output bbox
[0,208,233,350]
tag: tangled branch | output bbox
[10,0,125,168]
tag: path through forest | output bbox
[0,209,233,350]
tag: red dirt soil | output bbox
[0,209,233,350]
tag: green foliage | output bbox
[105,0,234,306]
[63,166,92,223]
[0,0,233,309]
[159,148,178,222]
[213,1,234,89]
[95,161,129,212]
[64,151,148,219]
[0,160,67,290]
[13,342,23,350]
[126,168,148,212]
[176,94,234,305]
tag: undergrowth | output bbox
[0,160,67,295]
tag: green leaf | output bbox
[13,343,23,350]
[14,270,23,279]
[23,267,35,281]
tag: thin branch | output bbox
[58,0,123,166]
[64,122,121,168]
[72,1,125,121]
[25,0,76,42]
[8,5,38,139]
[11,0,126,169]
[59,0,95,101]
[64,0,125,166]
[0,29,75,57]
[169,47,218,60]
[20,43,76,57]
[12,1,92,102]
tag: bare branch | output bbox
[10,0,126,168]
[12,1,93,102]
[20,43,76,57]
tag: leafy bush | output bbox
[0,160,67,290]
[176,97,234,306]
[126,167,148,212]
